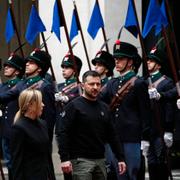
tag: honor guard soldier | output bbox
[0,54,25,180]
[144,47,175,180]
[100,41,151,180]
[55,54,82,105]
[0,49,56,144]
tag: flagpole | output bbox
[31,0,57,86]
[73,0,91,70]
[156,0,180,97]
[56,0,82,95]
[163,0,180,97]
[8,0,24,58]
[96,0,109,53]
[131,0,152,86]
[164,0,180,70]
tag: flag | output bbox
[142,0,160,38]
[87,1,104,39]
[25,5,46,45]
[51,0,61,41]
[5,8,15,43]
[124,0,138,38]
[155,0,168,36]
[70,9,79,42]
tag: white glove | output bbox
[148,88,161,100]
[55,92,69,103]
[141,140,150,156]
[164,132,173,148]
[176,99,180,110]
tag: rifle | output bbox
[109,77,137,111]
[8,0,24,58]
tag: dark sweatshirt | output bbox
[56,96,124,162]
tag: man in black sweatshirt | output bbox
[56,70,126,180]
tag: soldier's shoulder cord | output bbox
[152,75,166,88]
[27,80,44,90]
[61,82,78,94]
[109,76,137,110]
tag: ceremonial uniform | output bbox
[57,77,79,103]
[146,48,175,180]
[101,42,150,180]
[101,71,150,143]
[55,55,82,107]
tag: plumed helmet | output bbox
[92,51,115,77]
[26,49,51,77]
[147,46,170,77]
[113,41,142,73]
[4,54,26,78]
[61,54,82,76]
[147,47,166,66]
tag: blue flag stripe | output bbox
[142,0,160,38]
[87,1,104,39]
[51,0,61,42]
[124,0,138,38]
[70,9,79,42]
[5,8,15,43]
[25,5,46,45]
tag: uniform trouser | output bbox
[2,137,12,180]
[147,137,169,180]
[2,138,11,169]
[105,144,120,180]
[71,158,107,180]
[118,143,141,180]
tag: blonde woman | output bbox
[11,89,55,180]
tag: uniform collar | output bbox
[119,71,136,82]
[101,77,109,86]
[26,75,42,85]
[150,71,162,83]
[65,77,76,86]
[6,77,21,87]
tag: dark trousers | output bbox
[137,152,145,180]
[147,137,169,180]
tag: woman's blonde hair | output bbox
[14,89,42,123]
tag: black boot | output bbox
[148,164,159,180]
[158,163,169,180]
[8,168,13,180]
